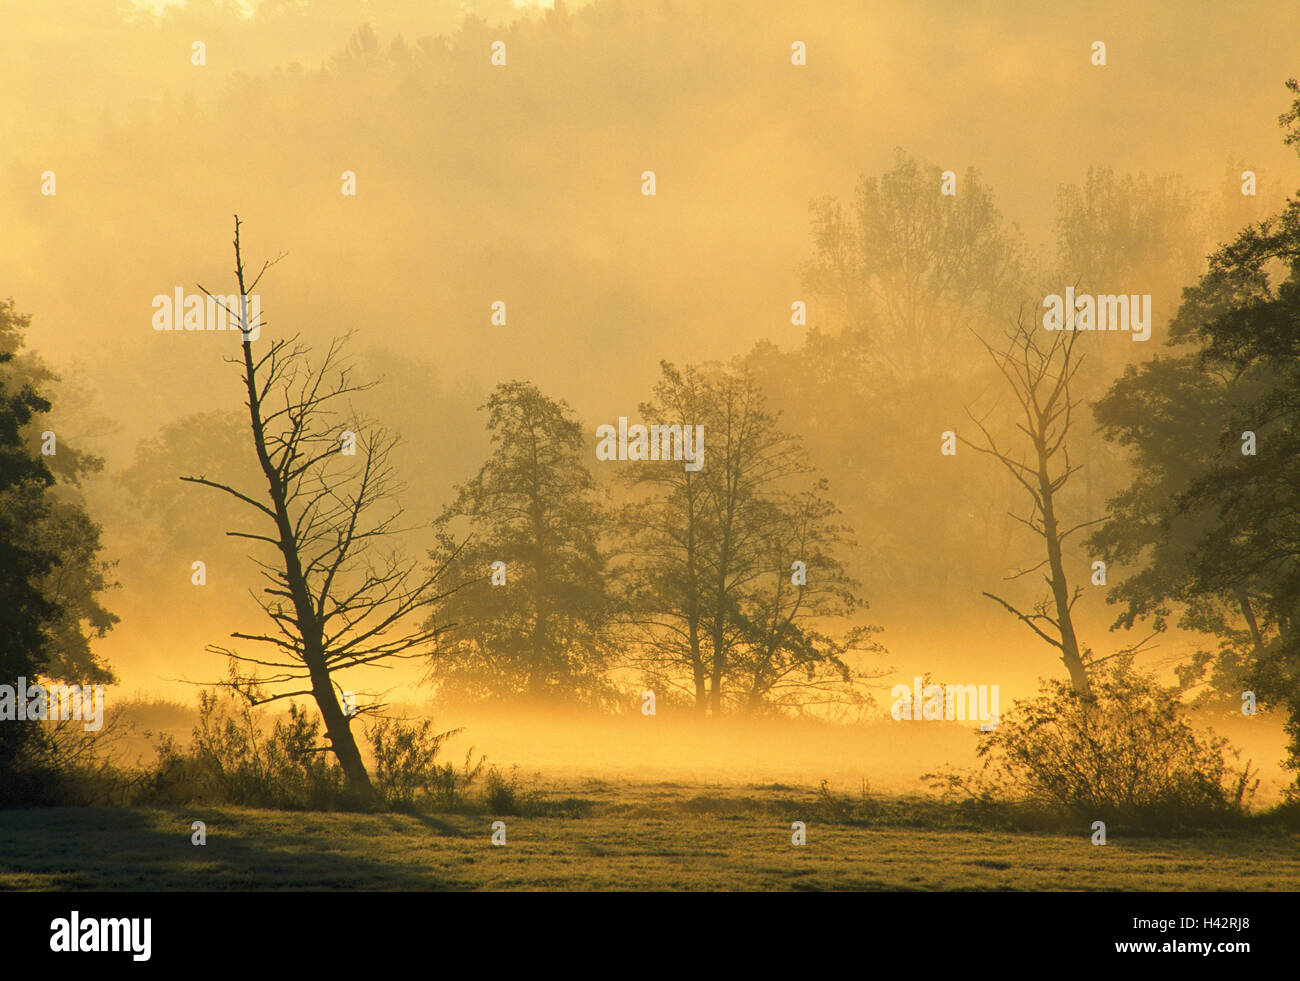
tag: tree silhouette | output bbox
[619,360,877,715]
[0,299,118,684]
[962,316,1099,694]
[1092,80,1300,787]
[0,348,60,773]
[424,380,612,703]
[183,217,458,798]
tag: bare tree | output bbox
[182,217,458,796]
[961,315,1098,694]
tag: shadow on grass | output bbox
[402,812,471,838]
[0,806,475,891]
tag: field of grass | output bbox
[2,780,1298,891]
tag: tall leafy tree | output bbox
[802,149,1024,380]
[425,381,612,703]
[1091,79,1300,785]
[0,348,61,772]
[0,299,117,686]
[760,151,1032,618]
[1054,167,1203,307]
[1051,166,1205,517]
[619,361,878,716]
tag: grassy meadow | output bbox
[2,779,1297,891]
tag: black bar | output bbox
[0,890,1282,968]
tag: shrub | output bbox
[139,690,348,809]
[365,717,484,810]
[970,666,1257,827]
[1,713,139,808]
[480,764,544,815]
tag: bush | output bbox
[135,694,492,813]
[481,764,524,814]
[0,714,139,808]
[365,717,484,810]
[964,667,1257,827]
[139,690,349,810]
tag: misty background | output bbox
[2,0,1297,798]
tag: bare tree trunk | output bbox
[964,318,1098,695]
[1038,463,1090,694]
[690,623,707,713]
[304,647,371,792]
[684,477,708,714]
[1235,587,1265,656]
[232,255,375,797]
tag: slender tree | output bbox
[184,218,456,797]
[617,362,715,711]
[962,316,1098,694]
